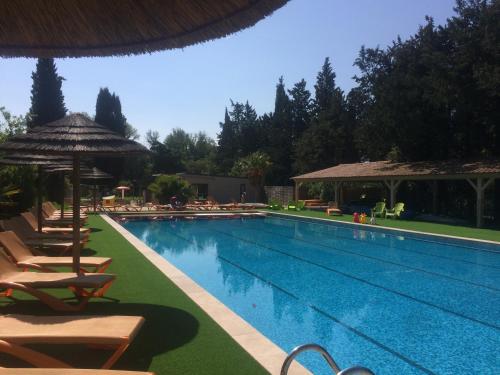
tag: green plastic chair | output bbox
[268,200,283,210]
[296,201,305,211]
[371,201,386,218]
[385,202,405,219]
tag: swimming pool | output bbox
[122,215,500,374]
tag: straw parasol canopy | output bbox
[0,0,289,58]
[0,113,148,273]
[0,113,148,155]
[0,153,72,166]
[44,165,114,214]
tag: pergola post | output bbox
[384,179,402,208]
[334,181,342,204]
[467,177,494,228]
[432,180,438,214]
[294,181,301,201]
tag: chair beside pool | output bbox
[385,202,405,219]
[0,251,115,311]
[0,231,112,273]
[371,201,386,218]
[0,314,144,369]
[0,216,86,255]
[326,201,342,216]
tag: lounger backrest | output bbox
[20,212,38,231]
[42,202,55,217]
[0,249,19,276]
[47,201,58,212]
[0,231,33,262]
[5,217,32,239]
[43,202,56,216]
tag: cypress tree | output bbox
[94,88,127,180]
[28,58,67,128]
[95,88,126,136]
[217,107,239,173]
[288,79,312,143]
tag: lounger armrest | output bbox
[0,339,71,368]
[17,262,55,272]
[0,281,84,312]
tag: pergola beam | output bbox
[467,177,495,227]
[383,179,402,208]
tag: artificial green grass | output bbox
[0,215,269,374]
[268,209,500,242]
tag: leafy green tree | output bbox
[1,108,36,211]
[164,128,194,163]
[147,174,194,204]
[28,58,67,128]
[231,151,272,202]
[0,107,28,142]
[146,130,182,173]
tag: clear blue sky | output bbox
[0,0,457,142]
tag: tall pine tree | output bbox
[314,57,336,114]
[28,58,67,128]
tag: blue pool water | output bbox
[122,215,500,374]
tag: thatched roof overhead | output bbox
[0,0,288,58]
[0,153,72,166]
[293,160,500,182]
[0,113,148,155]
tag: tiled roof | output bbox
[293,160,500,181]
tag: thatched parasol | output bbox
[0,113,148,273]
[45,165,114,213]
[0,0,288,58]
[0,153,72,232]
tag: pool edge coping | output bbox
[264,211,500,247]
[101,214,311,375]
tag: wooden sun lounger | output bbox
[0,231,112,273]
[33,209,85,228]
[0,314,144,369]
[0,217,85,255]
[44,201,89,218]
[21,212,90,237]
[0,370,154,375]
[0,253,115,311]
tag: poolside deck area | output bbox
[267,209,500,243]
[0,215,269,374]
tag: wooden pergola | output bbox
[292,160,500,227]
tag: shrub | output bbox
[147,174,194,204]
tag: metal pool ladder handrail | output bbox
[280,343,375,375]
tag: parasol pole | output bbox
[72,154,81,273]
[93,184,97,213]
[37,165,43,233]
[60,171,65,219]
